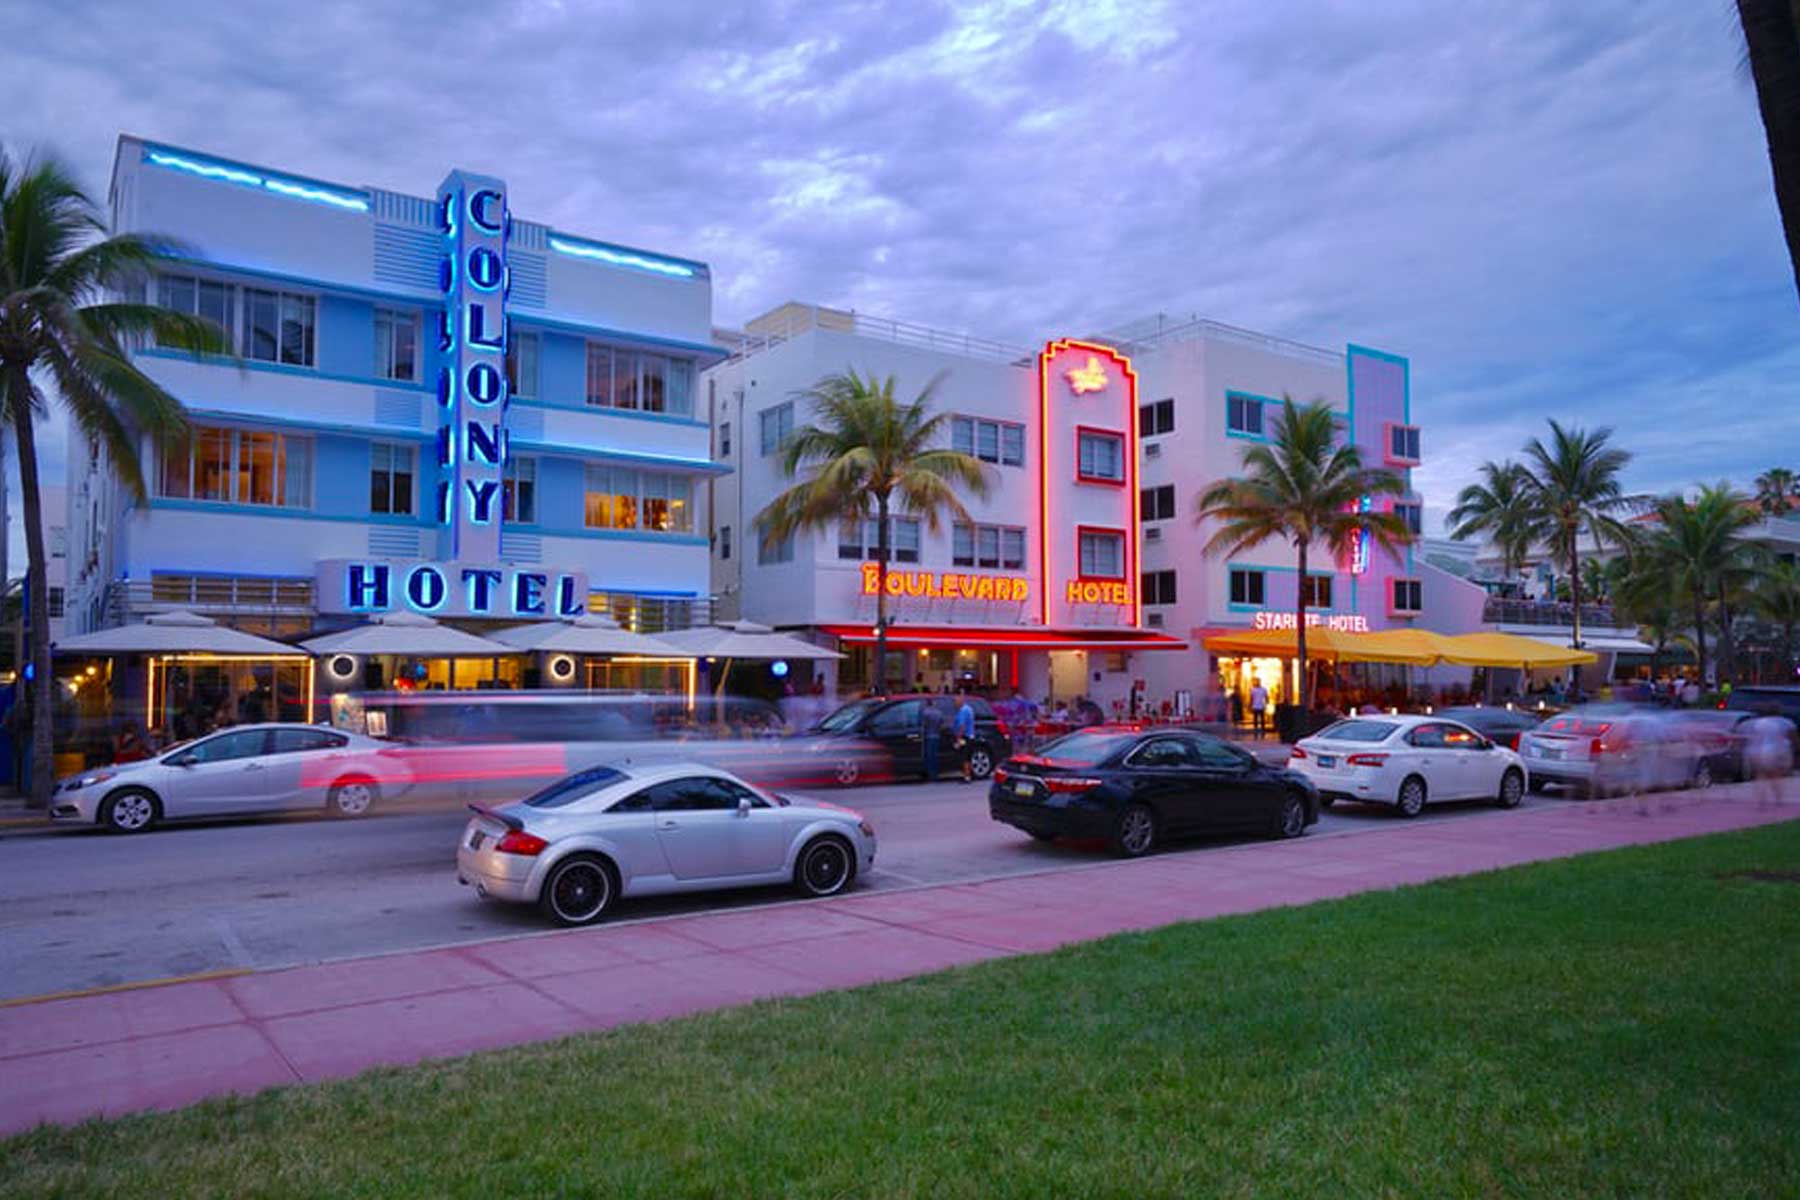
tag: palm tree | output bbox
[1736,0,1800,303]
[1752,559,1800,680]
[1195,398,1413,711]
[1517,421,1634,658]
[1608,547,1683,679]
[1754,466,1798,515]
[1446,460,1545,583]
[0,150,224,804]
[1643,485,1760,686]
[758,369,991,693]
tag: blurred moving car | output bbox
[1724,685,1800,724]
[807,694,1014,781]
[1667,710,1753,782]
[51,724,411,833]
[457,762,876,925]
[1516,705,1710,796]
[1435,705,1543,751]
[1291,714,1528,815]
[989,726,1318,856]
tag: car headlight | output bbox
[61,770,117,792]
[858,818,876,838]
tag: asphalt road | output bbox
[0,777,1557,1002]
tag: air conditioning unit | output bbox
[1145,443,1162,458]
[1146,612,1164,628]
[1145,527,1163,542]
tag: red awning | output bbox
[818,624,1188,651]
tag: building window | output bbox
[1392,577,1423,613]
[719,421,731,457]
[1388,424,1422,463]
[757,527,794,564]
[506,332,539,400]
[841,517,923,563]
[1140,397,1174,437]
[157,425,312,508]
[952,523,1026,569]
[46,586,64,619]
[837,518,865,561]
[1226,393,1264,437]
[718,525,732,561]
[49,527,66,559]
[369,442,416,516]
[156,274,233,347]
[1076,430,1125,482]
[1078,530,1125,578]
[503,457,536,523]
[585,344,694,415]
[583,466,691,532]
[1393,500,1423,536]
[1140,484,1176,521]
[951,416,1025,466]
[1301,575,1332,608]
[374,309,419,382]
[1229,568,1265,606]
[1142,569,1177,605]
[242,287,315,366]
[760,402,794,455]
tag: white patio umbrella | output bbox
[654,620,841,661]
[489,614,685,657]
[55,610,302,656]
[300,611,515,657]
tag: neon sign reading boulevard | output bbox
[859,564,1029,602]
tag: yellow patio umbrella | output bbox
[1435,632,1598,669]
[1201,625,1440,665]
[1334,627,1458,665]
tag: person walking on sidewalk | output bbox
[953,690,978,782]
[1249,678,1269,739]
[919,696,945,782]
[1743,704,1795,808]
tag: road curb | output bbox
[0,967,252,1009]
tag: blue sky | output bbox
[3,0,1795,551]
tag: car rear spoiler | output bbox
[467,803,523,832]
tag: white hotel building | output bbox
[707,304,1485,713]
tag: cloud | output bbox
[1,0,1793,562]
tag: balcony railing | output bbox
[729,304,1031,366]
[1483,597,1620,629]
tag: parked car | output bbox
[50,723,413,833]
[1291,714,1528,815]
[1435,705,1543,751]
[457,762,876,925]
[1723,685,1800,723]
[988,726,1318,856]
[1516,705,1710,796]
[807,694,1014,781]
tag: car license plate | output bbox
[1013,781,1035,797]
[1317,755,1336,769]
[468,831,486,850]
[1531,745,1561,760]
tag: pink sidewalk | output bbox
[2,793,1793,1136]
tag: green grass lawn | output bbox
[5,822,1799,1199]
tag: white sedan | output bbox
[1289,714,1528,816]
[457,761,878,926]
[51,723,413,832]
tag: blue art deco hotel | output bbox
[63,136,723,706]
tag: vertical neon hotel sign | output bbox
[437,171,509,564]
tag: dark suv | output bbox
[811,694,1014,781]
[1724,686,1800,723]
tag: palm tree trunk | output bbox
[1718,593,1739,686]
[9,388,53,807]
[874,495,890,696]
[1295,540,1309,713]
[1566,531,1583,693]
[1692,595,1710,686]
[1738,0,1800,303]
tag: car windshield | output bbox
[520,766,627,809]
[1032,730,1135,766]
[815,700,881,733]
[1316,720,1397,743]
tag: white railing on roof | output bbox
[1099,313,1343,367]
[728,305,1032,367]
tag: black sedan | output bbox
[988,726,1319,856]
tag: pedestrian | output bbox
[953,689,978,782]
[1742,704,1795,808]
[1248,677,1269,739]
[112,722,150,764]
[919,695,945,782]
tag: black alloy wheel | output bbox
[796,836,854,897]
[1396,776,1427,819]
[1274,792,1308,839]
[539,856,615,926]
[1496,769,1525,809]
[1111,803,1157,857]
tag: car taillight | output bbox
[1042,776,1102,794]
[495,830,548,856]
[992,766,1010,784]
[1346,753,1388,767]
[1510,733,1521,751]
[993,716,1010,735]
[1289,746,1308,760]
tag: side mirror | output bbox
[169,753,197,768]
[737,796,752,816]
